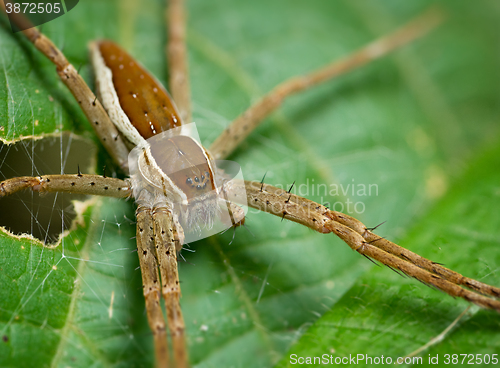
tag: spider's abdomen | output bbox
[90,40,182,146]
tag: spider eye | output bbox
[201,174,205,181]
[194,176,199,183]
[186,177,193,185]
[205,171,209,177]
[196,184,202,189]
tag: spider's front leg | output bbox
[135,199,189,368]
[226,180,500,313]
[134,197,190,368]
[152,206,188,368]
[260,183,500,300]
[136,204,170,368]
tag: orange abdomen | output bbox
[97,41,182,139]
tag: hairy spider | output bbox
[1,1,500,368]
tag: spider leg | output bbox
[328,211,500,298]
[225,180,500,312]
[152,206,189,368]
[167,0,191,125]
[136,206,171,368]
[0,174,131,198]
[325,221,500,312]
[209,7,444,160]
[1,4,130,171]
[252,181,500,299]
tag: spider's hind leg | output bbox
[208,8,444,160]
[1,3,130,170]
[167,0,191,125]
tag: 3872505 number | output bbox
[444,354,498,365]
[5,2,61,14]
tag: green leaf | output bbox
[1,0,499,367]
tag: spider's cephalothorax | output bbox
[129,127,223,245]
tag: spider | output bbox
[1,1,500,367]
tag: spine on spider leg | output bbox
[325,220,500,312]
[152,206,189,368]
[136,206,171,368]
[0,175,131,198]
